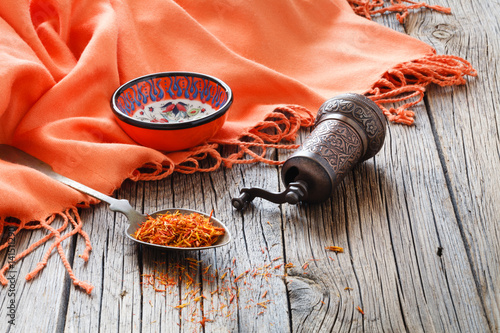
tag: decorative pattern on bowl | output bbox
[111,72,233,151]
[114,73,230,126]
[132,99,215,124]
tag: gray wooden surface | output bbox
[1,0,499,332]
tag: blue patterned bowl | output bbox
[111,72,233,151]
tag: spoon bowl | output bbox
[125,208,231,251]
[0,144,231,251]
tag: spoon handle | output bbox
[0,144,144,222]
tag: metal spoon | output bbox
[0,144,231,251]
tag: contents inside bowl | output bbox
[113,73,231,125]
[133,211,225,247]
[132,99,216,123]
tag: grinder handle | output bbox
[231,181,308,210]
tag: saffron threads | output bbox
[133,211,225,247]
[325,246,344,253]
[257,300,271,309]
[142,252,346,326]
[357,306,364,315]
[173,302,190,309]
[142,256,288,326]
[199,316,211,328]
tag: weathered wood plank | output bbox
[63,181,143,332]
[204,164,290,332]
[405,1,500,331]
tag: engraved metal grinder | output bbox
[231,93,387,210]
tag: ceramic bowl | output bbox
[111,72,233,152]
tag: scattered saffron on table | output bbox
[325,246,344,253]
[234,272,245,283]
[173,302,190,309]
[188,258,201,263]
[199,316,211,327]
[141,256,298,327]
[357,306,364,315]
[257,300,271,309]
[257,302,268,309]
[133,211,225,247]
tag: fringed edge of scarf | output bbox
[0,53,476,294]
[346,0,451,23]
[366,54,477,125]
[0,207,93,294]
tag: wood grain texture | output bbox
[404,1,500,331]
[1,0,498,332]
[280,120,489,332]
[64,182,143,332]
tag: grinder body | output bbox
[281,93,386,203]
[232,93,386,209]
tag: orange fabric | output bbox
[0,0,475,292]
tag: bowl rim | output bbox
[110,71,233,130]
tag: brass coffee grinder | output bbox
[232,93,387,210]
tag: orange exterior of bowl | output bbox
[116,112,228,152]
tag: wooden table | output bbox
[2,1,499,332]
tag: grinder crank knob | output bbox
[232,93,386,210]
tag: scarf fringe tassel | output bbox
[0,208,93,294]
[367,54,476,125]
[347,0,452,23]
